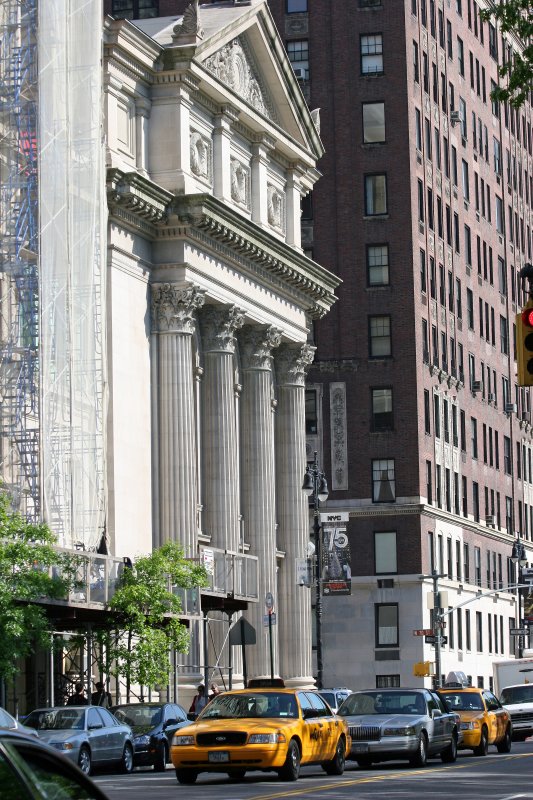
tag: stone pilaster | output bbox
[239,325,282,679]
[151,283,205,556]
[275,343,316,688]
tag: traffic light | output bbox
[413,661,431,677]
[517,303,533,386]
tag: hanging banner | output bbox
[321,523,351,595]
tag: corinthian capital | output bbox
[276,343,316,387]
[239,325,282,371]
[201,305,245,354]
[151,283,205,334]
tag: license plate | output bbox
[352,743,369,753]
[208,751,229,763]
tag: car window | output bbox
[173,704,187,722]
[483,692,500,711]
[0,709,15,729]
[0,748,31,800]
[87,708,102,728]
[306,693,330,716]
[297,692,313,716]
[95,708,115,727]
[428,691,447,713]
[319,692,335,708]
[501,685,533,704]
[7,742,105,800]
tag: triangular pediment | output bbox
[203,35,278,124]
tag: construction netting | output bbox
[39,0,107,550]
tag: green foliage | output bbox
[0,489,78,684]
[103,542,209,688]
[481,1,533,108]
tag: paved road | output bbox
[94,743,533,800]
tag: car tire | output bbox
[409,732,428,767]
[154,741,168,772]
[322,736,346,775]
[356,756,372,768]
[441,732,458,763]
[78,746,91,776]
[278,740,301,781]
[176,769,198,785]
[227,769,246,780]
[120,743,134,774]
[473,726,489,757]
[496,726,512,754]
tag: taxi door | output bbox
[306,692,338,761]
[483,691,508,742]
[297,692,326,763]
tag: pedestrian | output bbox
[189,684,208,714]
[91,680,112,707]
[209,683,221,701]
[66,682,88,706]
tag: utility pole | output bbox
[420,570,446,689]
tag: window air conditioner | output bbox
[472,380,482,393]
[488,393,496,402]
[505,402,517,414]
[293,67,307,80]
[485,515,495,525]
[523,412,532,424]
[450,110,461,125]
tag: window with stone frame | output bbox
[374,531,397,574]
[376,674,400,688]
[360,34,383,75]
[363,102,386,143]
[375,603,398,646]
[371,387,393,431]
[111,0,158,18]
[365,174,387,215]
[287,0,307,11]
[369,315,391,357]
[287,39,309,80]
[367,244,389,286]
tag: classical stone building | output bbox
[103,0,338,694]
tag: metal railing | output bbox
[200,546,259,602]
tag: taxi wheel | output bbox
[176,769,198,784]
[322,736,346,775]
[227,769,246,780]
[496,726,512,753]
[278,740,301,781]
[409,732,428,767]
[473,727,488,757]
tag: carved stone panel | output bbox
[190,131,212,183]
[330,382,348,491]
[230,157,250,209]
[267,183,285,233]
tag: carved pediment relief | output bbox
[203,36,276,122]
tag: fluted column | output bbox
[151,283,205,556]
[239,325,281,679]
[200,305,245,550]
[275,343,316,689]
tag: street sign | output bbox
[264,613,277,626]
[413,628,433,636]
[510,628,530,636]
[229,618,256,646]
[320,512,349,523]
[522,568,533,583]
[425,635,448,645]
[265,592,274,611]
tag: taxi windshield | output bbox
[199,692,298,720]
[441,692,484,711]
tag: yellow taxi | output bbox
[170,680,351,784]
[437,685,512,756]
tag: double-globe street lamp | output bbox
[511,538,528,658]
[302,451,329,690]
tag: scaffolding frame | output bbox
[0,0,40,519]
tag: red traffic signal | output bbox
[517,304,533,386]
[522,308,533,328]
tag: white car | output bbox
[0,706,38,738]
[318,688,352,714]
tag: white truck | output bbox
[493,656,533,741]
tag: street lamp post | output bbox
[302,450,329,690]
[511,538,528,658]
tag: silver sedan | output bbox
[337,688,459,767]
[22,705,134,776]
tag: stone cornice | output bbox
[107,169,173,226]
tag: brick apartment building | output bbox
[105,0,533,690]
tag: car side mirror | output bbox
[431,708,442,718]
[164,718,178,728]
[88,722,103,730]
[303,708,316,720]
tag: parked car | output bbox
[170,681,350,784]
[22,705,134,776]
[437,686,512,755]
[111,701,189,770]
[0,729,110,799]
[317,688,352,714]
[337,688,459,768]
[0,706,39,738]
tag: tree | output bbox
[481,1,533,108]
[0,488,78,685]
[98,542,209,690]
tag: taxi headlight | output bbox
[172,735,195,746]
[382,726,416,736]
[248,733,287,744]
[460,721,480,730]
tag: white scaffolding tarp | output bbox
[39,0,107,550]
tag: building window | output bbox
[374,531,397,574]
[376,674,400,688]
[361,34,383,75]
[365,174,387,215]
[367,244,389,286]
[287,40,309,80]
[369,315,391,357]
[375,603,399,646]
[371,388,393,431]
[111,0,158,18]
[476,611,483,651]
[363,102,386,143]
[305,389,318,435]
[372,459,396,503]
[287,0,308,11]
